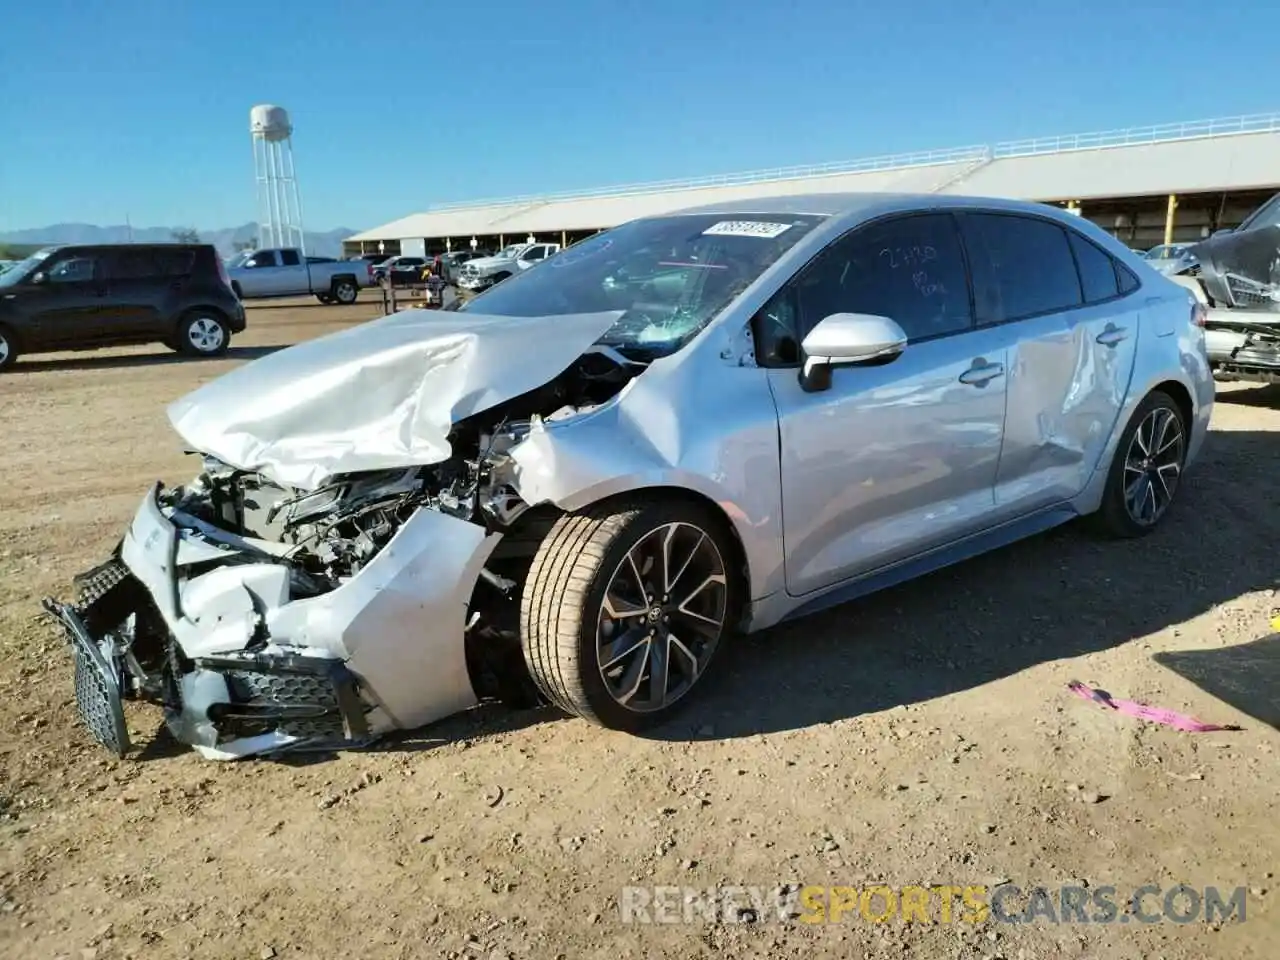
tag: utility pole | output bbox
[125,213,133,242]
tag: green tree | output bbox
[232,238,257,252]
[170,228,200,243]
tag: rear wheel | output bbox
[520,498,740,730]
[0,325,18,371]
[177,311,230,357]
[1091,390,1188,538]
[331,279,358,304]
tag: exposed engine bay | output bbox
[46,347,644,759]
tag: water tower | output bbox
[250,104,306,252]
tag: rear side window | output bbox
[1066,230,1119,303]
[154,250,195,277]
[281,250,301,266]
[106,249,195,280]
[962,213,1083,323]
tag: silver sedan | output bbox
[46,193,1214,759]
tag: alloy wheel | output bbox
[335,282,357,303]
[595,522,728,713]
[1123,406,1184,526]
[187,317,225,354]
[0,333,9,366]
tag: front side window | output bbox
[460,212,825,359]
[962,213,1083,323]
[246,251,278,268]
[797,213,973,343]
[46,254,99,283]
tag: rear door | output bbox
[101,248,168,339]
[959,212,1139,517]
[25,250,110,347]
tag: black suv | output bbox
[0,243,246,371]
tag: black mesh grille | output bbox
[224,669,349,741]
[67,614,130,757]
[73,559,131,607]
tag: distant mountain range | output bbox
[0,223,361,258]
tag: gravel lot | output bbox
[1,293,1276,959]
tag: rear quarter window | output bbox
[1066,230,1120,303]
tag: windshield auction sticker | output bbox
[702,221,793,239]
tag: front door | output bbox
[761,212,1010,596]
[25,251,109,348]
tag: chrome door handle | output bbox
[1096,324,1129,347]
[958,360,1004,386]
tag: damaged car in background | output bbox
[44,193,1213,760]
[1161,191,1280,384]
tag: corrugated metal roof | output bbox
[948,132,1280,201]
[348,112,1280,243]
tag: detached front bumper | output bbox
[43,484,501,760]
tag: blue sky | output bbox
[1,0,1274,232]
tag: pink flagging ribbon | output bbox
[1067,681,1240,733]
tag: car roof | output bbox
[656,191,1071,223]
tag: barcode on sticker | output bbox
[702,221,793,239]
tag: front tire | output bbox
[520,498,740,731]
[1091,390,1188,538]
[177,311,230,357]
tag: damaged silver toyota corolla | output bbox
[44,194,1213,759]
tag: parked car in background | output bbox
[1142,243,1199,276]
[0,243,244,371]
[43,193,1212,760]
[456,242,561,292]
[432,250,490,284]
[1162,191,1280,384]
[226,248,372,305]
[371,255,430,286]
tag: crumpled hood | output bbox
[166,308,623,490]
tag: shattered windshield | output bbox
[459,213,824,358]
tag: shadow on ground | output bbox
[1213,383,1280,408]
[1155,634,1280,729]
[634,428,1280,741]
[15,344,288,373]
[118,428,1279,761]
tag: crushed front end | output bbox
[42,348,640,760]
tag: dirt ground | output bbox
[1,293,1276,960]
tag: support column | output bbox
[499,234,505,247]
[1164,194,1178,246]
[561,230,567,247]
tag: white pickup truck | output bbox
[226,248,373,305]
[455,242,561,293]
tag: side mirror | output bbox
[799,313,907,393]
[29,271,47,285]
